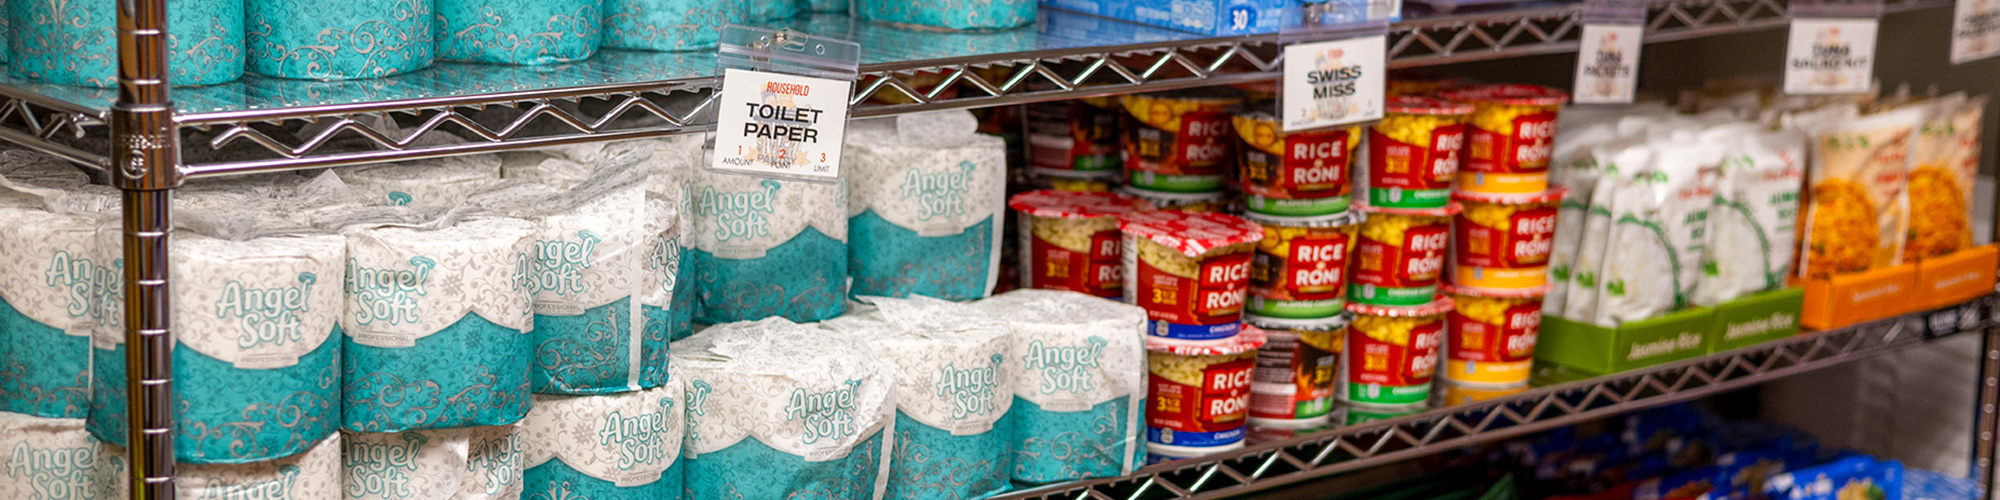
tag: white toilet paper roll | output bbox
[841,296,1015,500]
[689,168,847,324]
[342,429,471,500]
[972,289,1148,484]
[0,207,113,419]
[96,434,346,500]
[340,155,502,208]
[0,412,114,500]
[463,422,526,500]
[521,379,683,500]
[648,137,700,342]
[523,177,669,395]
[844,111,1009,301]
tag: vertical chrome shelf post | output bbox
[112,0,180,497]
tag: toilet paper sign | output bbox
[711,68,852,181]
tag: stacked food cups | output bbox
[1436,85,1568,196]
[1119,89,1247,200]
[1441,189,1565,394]
[1008,190,1153,299]
[1027,97,1126,192]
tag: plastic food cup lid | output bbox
[1386,95,1475,115]
[1030,166,1124,181]
[1146,326,1268,355]
[1120,186,1230,203]
[1010,190,1152,219]
[1244,313,1352,331]
[1451,187,1568,205]
[1242,210,1366,228]
[1118,209,1266,257]
[1345,296,1456,317]
[1358,202,1461,217]
[1442,283,1552,299]
[1438,84,1570,106]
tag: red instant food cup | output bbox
[1011,190,1152,298]
[1119,210,1266,344]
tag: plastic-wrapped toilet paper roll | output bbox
[690,168,847,324]
[839,296,1014,500]
[0,208,113,419]
[517,170,669,395]
[8,0,243,86]
[341,428,471,500]
[436,0,599,65]
[96,434,346,500]
[648,137,701,341]
[672,318,894,499]
[246,0,433,80]
[856,0,1034,30]
[521,380,683,500]
[89,232,346,464]
[844,112,1008,301]
[463,422,526,500]
[339,155,502,208]
[0,412,114,499]
[602,0,745,51]
[971,289,1147,484]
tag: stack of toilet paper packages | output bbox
[90,434,347,500]
[671,317,896,500]
[338,420,527,500]
[844,111,1008,301]
[338,154,503,208]
[689,166,848,324]
[972,289,1149,484]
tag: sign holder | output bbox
[1277,3,1392,133]
[1782,0,1883,95]
[1951,0,2000,63]
[705,26,862,183]
[1571,0,1646,104]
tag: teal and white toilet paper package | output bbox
[341,428,471,500]
[0,208,114,419]
[521,379,683,500]
[89,231,346,464]
[745,0,798,22]
[672,318,895,500]
[845,112,1007,301]
[436,0,600,65]
[246,0,433,80]
[647,137,700,341]
[506,140,654,190]
[971,289,1147,484]
[336,216,537,432]
[8,0,243,86]
[602,0,744,52]
[0,412,116,499]
[839,296,1015,500]
[690,168,847,324]
[856,0,1034,30]
[337,155,503,208]
[98,434,346,500]
[464,422,526,500]
[520,169,670,395]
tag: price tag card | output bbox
[1571,24,1642,104]
[1283,34,1386,132]
[1952,0,2000,63]
[710,68,852,180]
[1783,18,1878,95]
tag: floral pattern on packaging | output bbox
[844,298,1015,500]
[521,381,683,500]
[94,434,348,500]
[0,412,114,500]
[337,156,502,208]
[339,217,537,433]
[845,122,1009,301]
[8,0,242,86]
[0,209,112,419]
[672,319,894,500]
[603,0,745,52]
[856,0,1035,30]
[642,136,700,342]
[744,0,797,21]
[971,289,1147,484]
[436,0,599,65]
[246,0,434,80]
[462,422,527,500]
[90,233,345,465]
[526,185,670,395]
[690,169,848,324]
[340,428,472,500]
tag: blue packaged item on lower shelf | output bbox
[603,0,745,51]
[522,381,684,500]
[690,168,848,324]
[844,112,1009,301]
[9,0,243,86]
[1040,0,1300,36]
[857,0,1035,30]
[246,0,433,80]
[436,0,601,65]
[972,289,1149,484]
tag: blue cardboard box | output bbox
[1041,0,1301,36]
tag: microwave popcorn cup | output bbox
[1340,298,1453,407]
[1244,315,1347,427]
[1438,85,1568,195]
[1146,328,1268,454]
[1443,285,1547,387]
[1349,205,1458,306]
[1028,99,1123,174]
[1119,210,1266,344]
[1245,211,1363,318]
[1450,189,1565,292]
[1362,97,1472,210]
[1343,403,1426,425]
[1011,190,1153,298]
[1439,381,1529,406]
[1121,186,1231,213]
[1121,89,1247,192]
[1232,112,1361,217]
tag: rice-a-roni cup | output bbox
[1121,186,1232,213]
[1449,189,1565,292]
[1244,315,1347,427]
[1010,190,1153,298]
[1349,204,1458,306]
[1232,111,1360,218]
[1362,96,1472,210]
[1028,171,1119,193]
[1340,298,1452,407]
[1120,210,1265,344]
[1437,84,1567,195]
[1146,328,1269,454]
[1027,100,1122,173]
[1442,284,1547,388]
[1121,89,1247,192]
[1245,211,1363,318]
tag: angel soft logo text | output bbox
[344,433,428,499]
[197,465,301,500]
[646,233,679,295]
[699,179,780,242]
[1022,337,1106,395]
[468,431,522,495]
[534,230,602,296]
[7,441,102,499]
[216,272,318,349]
[598,396,678,470]
[936,354,1004,419]
[685,380,713,446]
[899,161,975,220]
[785,379,864,445]
[44,250,121,327]
[345,256,436,327]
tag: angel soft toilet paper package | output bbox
[649,136,701,341]
[837,296,1014,500]
[464,422,526,500]
[690,168,847,324]
[339,155,503,208]
[672,318,895,500]
[520,171,670,395]
[0,412,115,499]
[521,380,683,500]
[341,428,471,500]
[89,232,346,464]
[0,207,114,419]
[971,289,1147,484]
[97,434,347,500]
[337,216,538,432]
[844,112,1008,301]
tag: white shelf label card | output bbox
[1783,18,1878,95]
[1282,34,1386,132]
[1572,24,1642,104]
[710,68,853,180]
[1952,0,2000,63]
